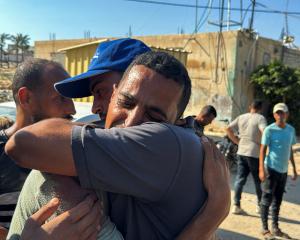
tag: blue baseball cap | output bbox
[55,38,151,98]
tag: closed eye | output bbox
[117,92,137,109]
[117,98,135,109]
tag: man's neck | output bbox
[275,121,286,128]
[195,115,203,123]
[250,109,259,114]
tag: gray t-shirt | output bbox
[72,122,207,240]
[7,170,123,240]
[229,112,267,158]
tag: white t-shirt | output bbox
[229,112,267,158]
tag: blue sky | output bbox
[1,0,300,46]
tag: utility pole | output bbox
[214,0,225,83]
[129,26,132,37]
[227,0,231,31]
[49,33,56,54]
[240,0,243,27]
[249,0,256,31]
[195,0,198,33]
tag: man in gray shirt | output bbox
[227,100,267,214]
[5,42,231,239]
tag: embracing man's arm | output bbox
[176,137,231,240]
[5,118,77,176]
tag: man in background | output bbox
[176,105,217,137]
[227,100,266,214]
[194,105,217,136]
[259,103,297,239]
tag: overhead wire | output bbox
[196,0,213,31]
[125,0,300,15]
[126,0,299,113]
[196,0,214,32]
[182,0,213,50]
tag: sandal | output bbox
[262,230,275,240]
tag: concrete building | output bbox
[34,30,300,121]
[0,45,34,65]
[35,38,103,59]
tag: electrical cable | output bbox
[125,0,300,15]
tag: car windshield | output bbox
[0,102,99,123]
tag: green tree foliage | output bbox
[11,33,30,63]
[251,61,300,132]
[19,34,30,61]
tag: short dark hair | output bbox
[12,58,65,104]
[121,51,191,118]
[250,100,263,110]
[200,105,217,118]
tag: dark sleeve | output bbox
[72,123,182,202]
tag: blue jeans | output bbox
[234,155,262,206]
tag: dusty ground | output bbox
[216,145,300,240]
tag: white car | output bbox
[0,101,16,121]
[0,101,100,123]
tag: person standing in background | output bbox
[259,103,298,239]
[227,100,266,214]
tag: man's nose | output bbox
[92,98,102,115]
[66,99,76,116]
[124,107,144,127]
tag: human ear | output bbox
[18,87,31,106]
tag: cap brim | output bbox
[54,69,110,98]
[273,108,288,113]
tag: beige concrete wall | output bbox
[135,32,238,120]
[254,36,300,68]
[231,31,257,118]
[233,33,300,119]
[232,34,283,119]
[34,38,102,60]
[34,32,300,122]
[35,33,240,120]
[137,33,300,121]
[282,47,300,68]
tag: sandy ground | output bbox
[216,145,300,240]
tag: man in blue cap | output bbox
[7,39,230,240]
[55,38,151,121]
